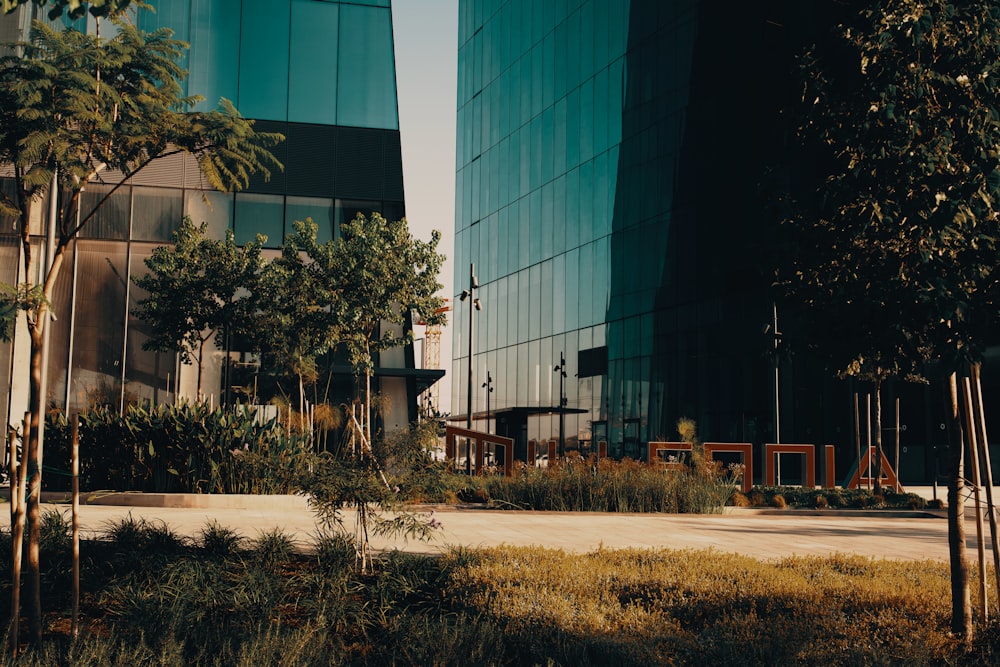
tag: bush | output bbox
[42,403,313,494]
[770,494,787,509]
[480,455,738,513]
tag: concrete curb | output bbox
[0,489,311,511]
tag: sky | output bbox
[392,0,459,411]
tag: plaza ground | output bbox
[1,485,991,562]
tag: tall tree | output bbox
[0,19,280,644]
[133,218,265,401]
[332,213,446,446]
[778,0,1000,639]
[255,219,343,422]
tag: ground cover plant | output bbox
[4,511,1000,665]
[740,486,930,511]
[476,453,740,513]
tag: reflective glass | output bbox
[80,184,130,240]
[338,5,398,129]
[188,0,241,111]
[132,186,183,243]
[184,190,233,241]
[239,0,290,120]
[289,0,339,124]
[72,240,127,400]
[234,193,283,247]
[286,196,334,244]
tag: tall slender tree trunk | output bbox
[945,372,973,639]
[25,326,44,644]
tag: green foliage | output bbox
[779,0,1000,378]
[133,218,264,396]
[331,212,446,378]
[42,403,312,494]
[480,454,738,513]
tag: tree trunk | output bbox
[945,372,973,639]
[25,326,44,645]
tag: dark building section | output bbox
[454,0,972,482]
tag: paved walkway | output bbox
[0,494,977,562]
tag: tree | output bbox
[331,213,446,446]
[133,217,265,401]
[779,0,1000,639]
[0,19,280,644]
[255,218,343,428]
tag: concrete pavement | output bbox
[0,492,975,562]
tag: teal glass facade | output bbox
[453,0,841,460]
[1,0,434,432]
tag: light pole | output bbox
[460,263,481,475]
[482,371,494,434]
[554,352,567,458]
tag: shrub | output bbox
[770,494,787,509]
[729,491,751,507]
[749,490,766,507]
[42,403,313,494]
[814,494,828,509]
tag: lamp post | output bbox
[482,371,493,434]
[460,263,481,475]
[554,352,567,458]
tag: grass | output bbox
[474,454,739,513]
[4,512,1000,665]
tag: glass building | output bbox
[451,0,959,478]
[1,0,439,434]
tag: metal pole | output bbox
[558,352,566,458]
[461,263,479,475]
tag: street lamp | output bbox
[459,263,481,475]
[482,370,494,434]
[554,352,567,458]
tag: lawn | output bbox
[2,511,999,666]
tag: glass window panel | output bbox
[565,167,580,251]
[289,0,339,124]
[565,86,581,170]
[579,77,594,163]
[184,190,233,241]
[239,0,290,120]
[517,269,529,342]
[528,263,541,341]
[541,181,554,259]
[132,187,183,243]
[517,196,530,272]
[540,259,553,338]
[553,251,566,335]
[126,248,177,405]
[71,240,127,403]
[553,175,567,256]
[542,32,555,110]
[565,246,579,331]
[338,5,398,130]
[285,196,334,244]
[80,184,130,240]
[188,0,241,111]
[540,106,554,184]
[528,189,542,266]
[506,272,518,345]
[234,193,283,247]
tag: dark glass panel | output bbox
[132,186,183,243]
